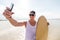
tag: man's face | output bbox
[29,13,35,20]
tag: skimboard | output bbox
[36,16,49,40]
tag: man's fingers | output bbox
[3,7,14,18]
[4,9,13,15]
[6,7,11,11]
[12,12,14,14]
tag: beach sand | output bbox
[0,19,60,40]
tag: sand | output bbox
[0,19,60,40]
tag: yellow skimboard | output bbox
[36,16,49,40]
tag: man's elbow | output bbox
[12,23,19,27]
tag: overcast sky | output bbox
[0,0,60,20]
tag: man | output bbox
[3,7,37,40]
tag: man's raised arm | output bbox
[3,7,26,27]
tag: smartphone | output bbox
[6,3,14,18]
[8,3,14,11]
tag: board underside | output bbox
[36,16,48,40]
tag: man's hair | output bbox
[30,11,35,14]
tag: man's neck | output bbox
[29,19,35,22]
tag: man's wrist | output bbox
[6,16,12,20]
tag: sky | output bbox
[0,0,60,20]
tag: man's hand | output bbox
[3,7,14,19]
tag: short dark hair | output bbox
[30,11,35,14]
